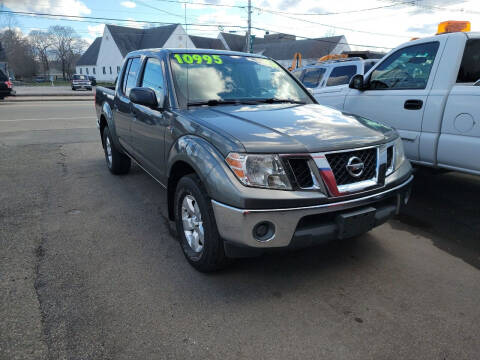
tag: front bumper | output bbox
[212,175,413,253]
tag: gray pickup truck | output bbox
[95,49,413,271]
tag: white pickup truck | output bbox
[314,28,480,175]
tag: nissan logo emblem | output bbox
[346,156,365,177]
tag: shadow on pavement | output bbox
[392,168,480,269]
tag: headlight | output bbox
[394,137,406,171]
[225,153,292,190]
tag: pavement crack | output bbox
[33,236,52,359]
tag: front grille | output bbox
[325,148,377,185]
[286,158,314,188]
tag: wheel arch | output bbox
[100,101,122,149]
[166,135,232,221]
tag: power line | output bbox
[1,7,408,40]
[149,0,401,16]
[251,26,394,50]
[0,9,234,28]
[0,10,393,50]
[150,0,246,9]
[255,9,410,39]
[254,3,399,16]
[382,0,480,15]
[135,0,186,19]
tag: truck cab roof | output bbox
[126,48,268,59]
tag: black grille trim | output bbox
[386,146,393,171]
[325,148,377,186]
[285,158,314,188]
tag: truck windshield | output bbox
[169,53,313,107]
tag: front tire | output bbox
[102,127,131,175]
[175,174,229,272]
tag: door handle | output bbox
[404,99,423,110]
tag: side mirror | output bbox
[129,87,159,108]
[349,74,365,91]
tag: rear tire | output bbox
[102,127,131,175]
[175,174,230,272]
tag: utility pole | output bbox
[246,0,252,53]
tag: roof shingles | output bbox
[189,35,225,50]
[252,36,345,60]
[76,37,102,66]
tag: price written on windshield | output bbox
[173,54,223,65]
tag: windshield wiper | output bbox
[187,99,253,107]
[251,98,306,105]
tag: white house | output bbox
[76,24,197,82]
[77,24,351,81]
[252,35,351,68]
[218,32,351,68]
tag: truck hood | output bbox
[184,103,395,154]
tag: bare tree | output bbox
[0,11,19,31]
[29,30,53,77]
[49,25,83,80]
[65,37,88,78]
[0,28,37,79]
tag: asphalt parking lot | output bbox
[1,101,479,359]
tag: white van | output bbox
[293,58,379,109]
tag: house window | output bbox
[109,66,112,74]
[117,66,120,74]
[93,67,96,75]
[79,68,82,74]
[102,66,106,75]
[86,68,89,75]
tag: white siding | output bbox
[96,26,124,82]
[75,66,99,77]
[331,36,351,55]
[217,33,229,50]
[163,25,196,48]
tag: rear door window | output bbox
[457,39,480,83]
[326,65,357,86]
[122,59,132,95]
[369,42,439,90]
[124,57,141,96]
[302,68,326,88]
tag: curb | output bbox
[1,96,94,102]
[14,93,93,97]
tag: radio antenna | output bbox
[184,3,189,107]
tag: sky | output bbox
[1,0,480,52]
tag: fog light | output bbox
[253,221,275,242]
